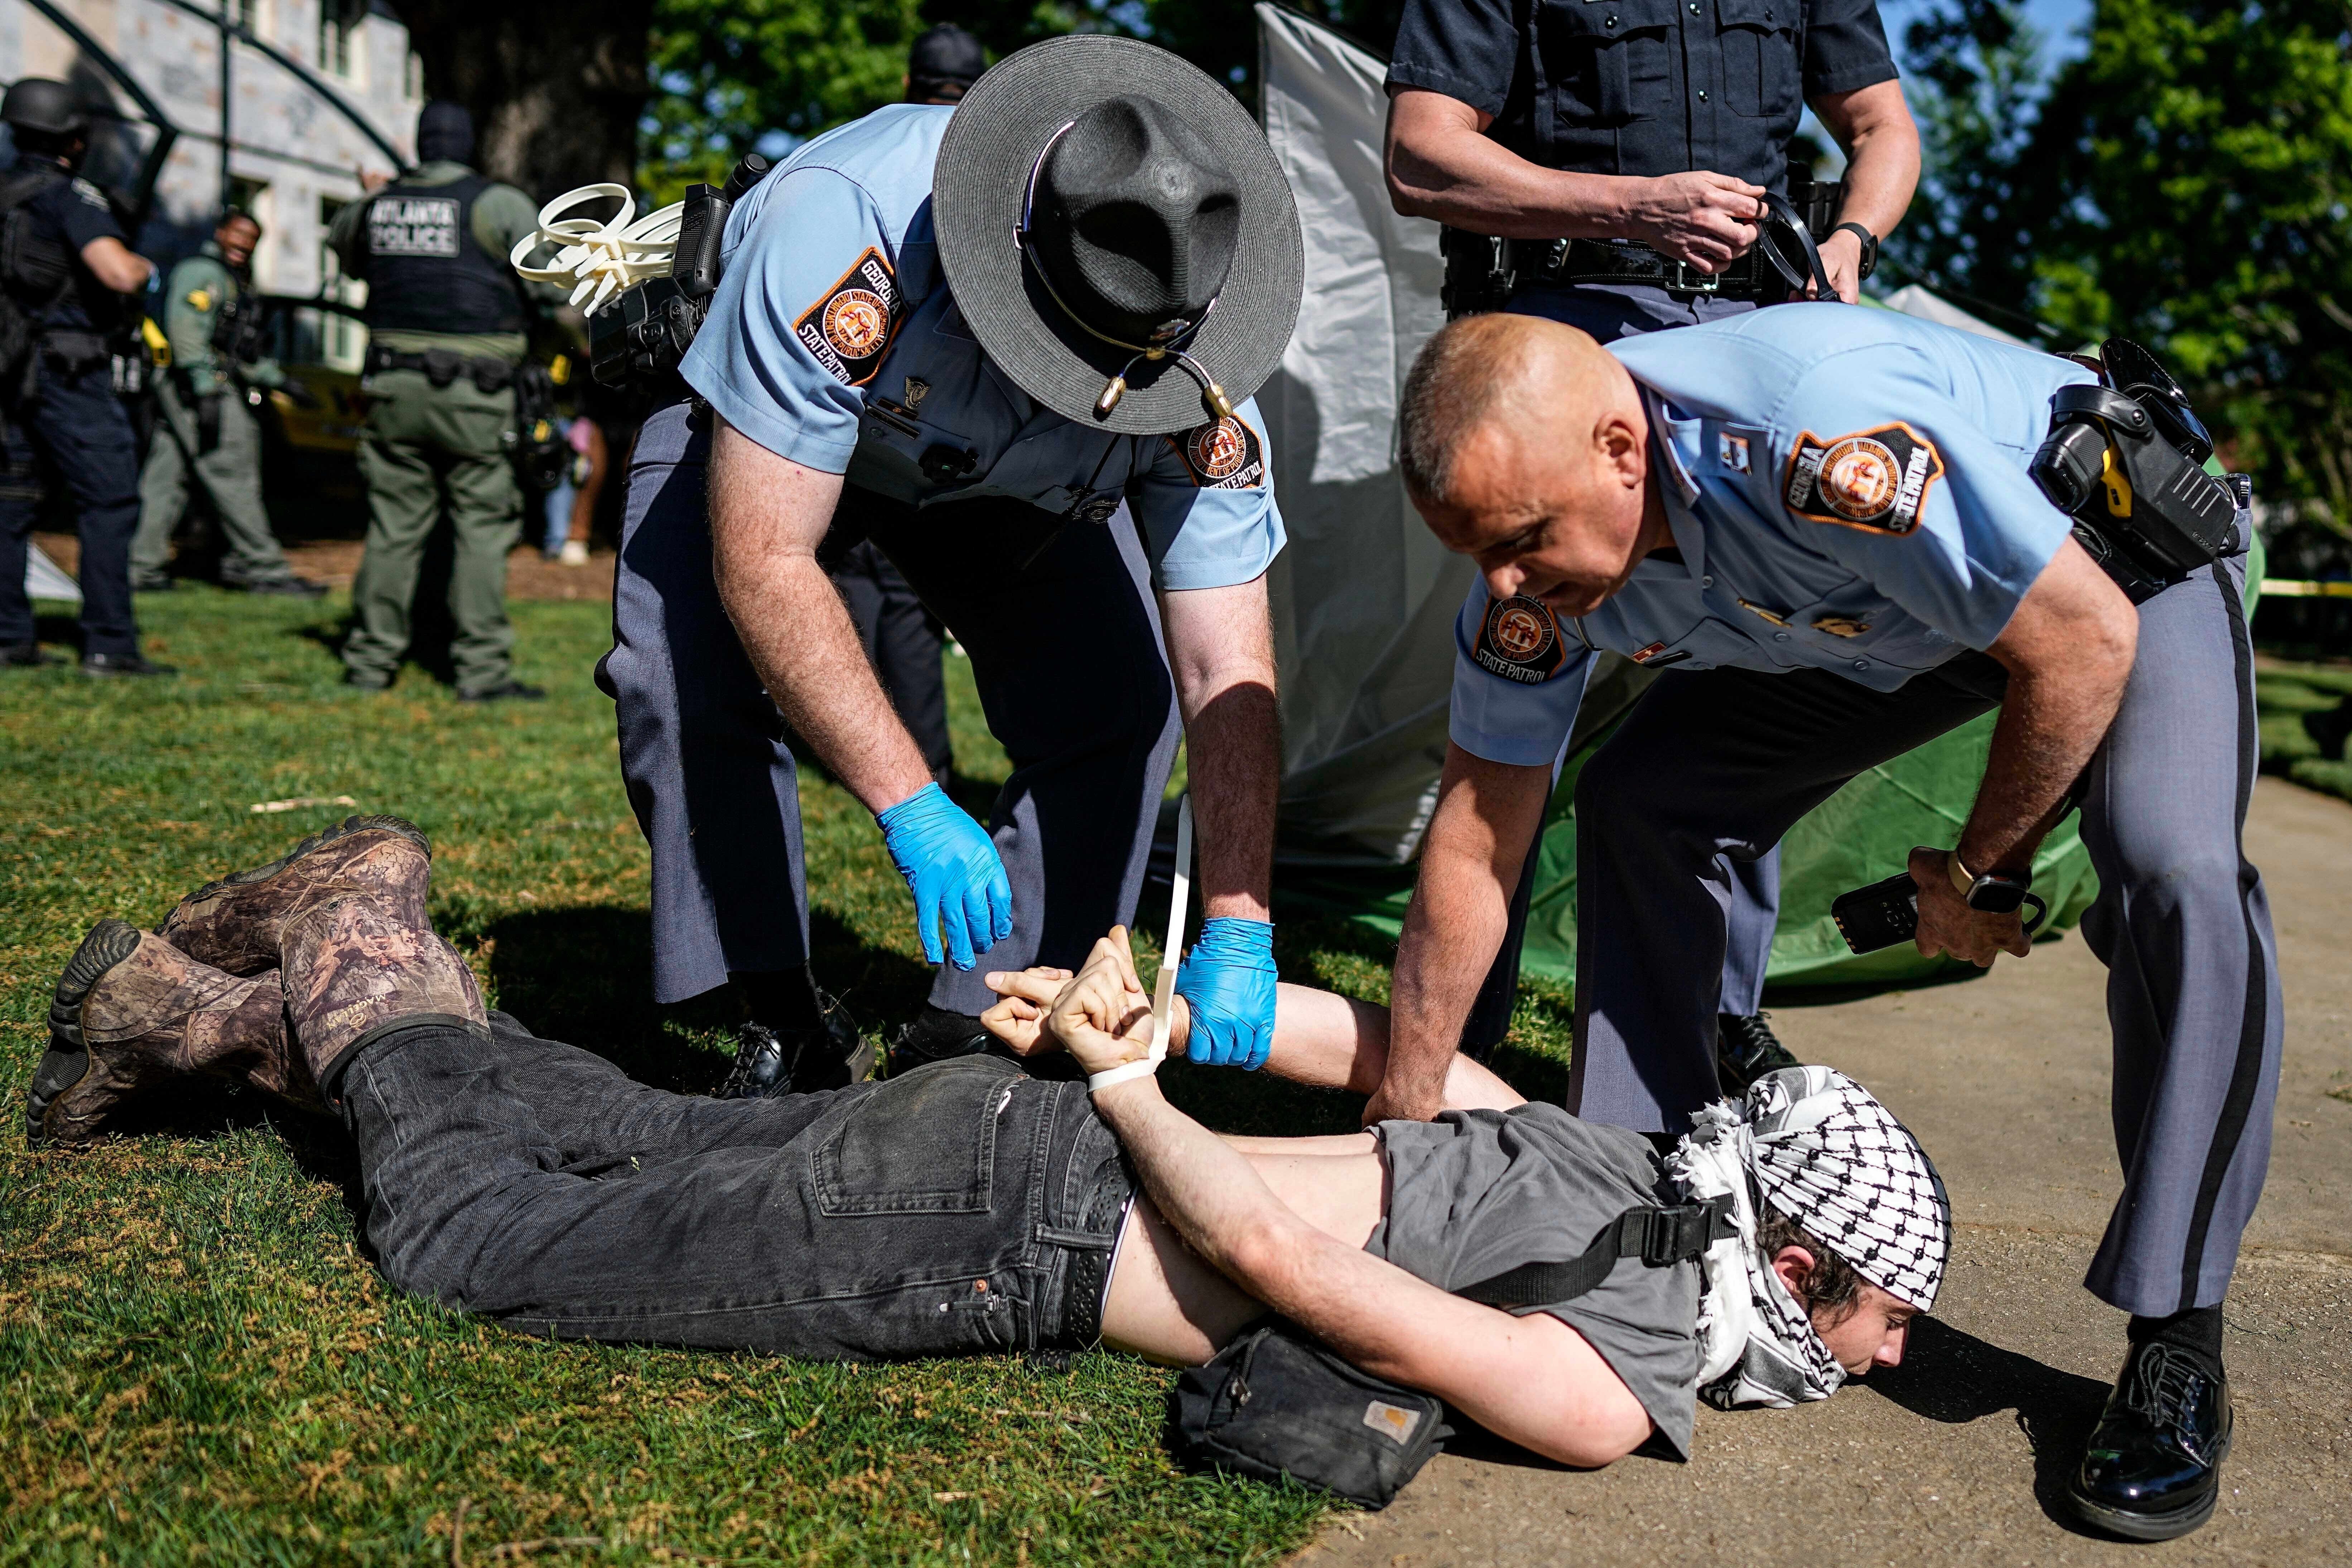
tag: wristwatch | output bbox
[1947,852,2032,914]
[1833,221,1879,281]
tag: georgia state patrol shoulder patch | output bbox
[794,247,902,387]
[1474,595,1569,684]
[1171,415,1265,489]
[1784,423,1944,535]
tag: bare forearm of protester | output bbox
[1383,87,1763,270]
[1159,575,1280,922]
[708,419,938,814]
[1095,1077,1654,1467]
[1369,744,1553,1124]
[80,237,152,294]
[1810,79,1920,303]
[1911,540,2137,965]
[978,970,1526,1113]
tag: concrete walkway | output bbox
[1298,778,2352,1565]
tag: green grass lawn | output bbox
[0,587,1579,1566]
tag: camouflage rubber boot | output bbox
[279,895,488,1102]
[26,921,316,1149]
[158,815,432,976]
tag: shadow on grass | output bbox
[476,903,939,1095]
[1868,1314,2118,1537]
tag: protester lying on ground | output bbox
[27,817,1948,1478]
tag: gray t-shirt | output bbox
[1367,1104,1702,1458]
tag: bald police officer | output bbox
[1383,0,1921,1084]
[1383,307,2273,1540]
[130,209,326,597]
[604,37,1303,1097]
[0,78,164,676]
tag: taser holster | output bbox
[2029,338,2238,603]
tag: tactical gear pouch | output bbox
[511,363,568,490]
[421,347,462,389]
[2030,338,2238,603]
[1170,1321,1451,1509]
[195,390,223,453]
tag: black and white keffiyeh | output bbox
[1669,1066,1951,1411]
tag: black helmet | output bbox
[3,77,87,137]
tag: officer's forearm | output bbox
[1814,79,1919,242]
[707,419,936,815]
[1381,745,1552,1119]
[1160,576,1279,920]
[1967,541,2138,875]
[1384,88,1646,238]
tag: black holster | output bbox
[195,388,223,453]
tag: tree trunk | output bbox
[395,0,653,201]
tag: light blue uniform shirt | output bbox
[1449,305,2092,767]
[681,103,1286,593]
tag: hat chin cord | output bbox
[1015,123,1235,425]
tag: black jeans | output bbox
[343,1015,1132,1356]
[0,355,143,657]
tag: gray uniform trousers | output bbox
[130,376,296,586]
[1566,542,2281,1317]
[606,399,1180,1011]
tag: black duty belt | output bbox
[365,344,518,394]
[1508,237,1773,301]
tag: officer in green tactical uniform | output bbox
[129,210,326,597]
[326,100,559,701]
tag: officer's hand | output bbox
[1626,172,1767,272]
[876,783,1015,970]
[1816,230,1865,304]
[1361,1076,1445,1128]
[1907,846,2031,968]
[1172,917,1277,1068]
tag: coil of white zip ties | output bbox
[509,183,683,317]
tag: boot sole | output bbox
[26,919,143,1147]
[175,815,431,913]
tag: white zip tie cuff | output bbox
[510,183,684,318]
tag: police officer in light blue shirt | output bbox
[1374,302,2274,1540]
[603,36,1305,1093]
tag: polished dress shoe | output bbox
[1716,1010,1801,1095]
[718,992,872,1099]
[2068,1341,2232,1541]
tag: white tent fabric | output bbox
[1257,4,1465,864]
[25,541,80,603]
[1876,283,2029,347]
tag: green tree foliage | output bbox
[1900,1,2352,513]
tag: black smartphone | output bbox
[1832,872,2053,955]
[1832,872,1919,955]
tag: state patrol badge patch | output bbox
[1474,595,1568,684]
[1784,423,1944,535]
[795,248,902,387]
[1172,415,1266,489]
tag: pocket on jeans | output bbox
[814,1057,1016,1216]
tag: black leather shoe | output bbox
[458,679,547,704]
[1716,1011,1800,1095]
[888,1007,1007,1075]
[2305,700,2352,762]
[240,575,329,599]
[82,652,178,678]
[718,992,872,1100]
[3,641,62,667]
[2068,1342,2232,1541]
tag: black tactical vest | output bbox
[1516,0,1806,192]
[360,172,525,334]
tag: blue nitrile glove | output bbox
[876,783,1014,970]
[1174,917,1278,1068]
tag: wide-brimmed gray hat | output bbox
[932,35,1303,436]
